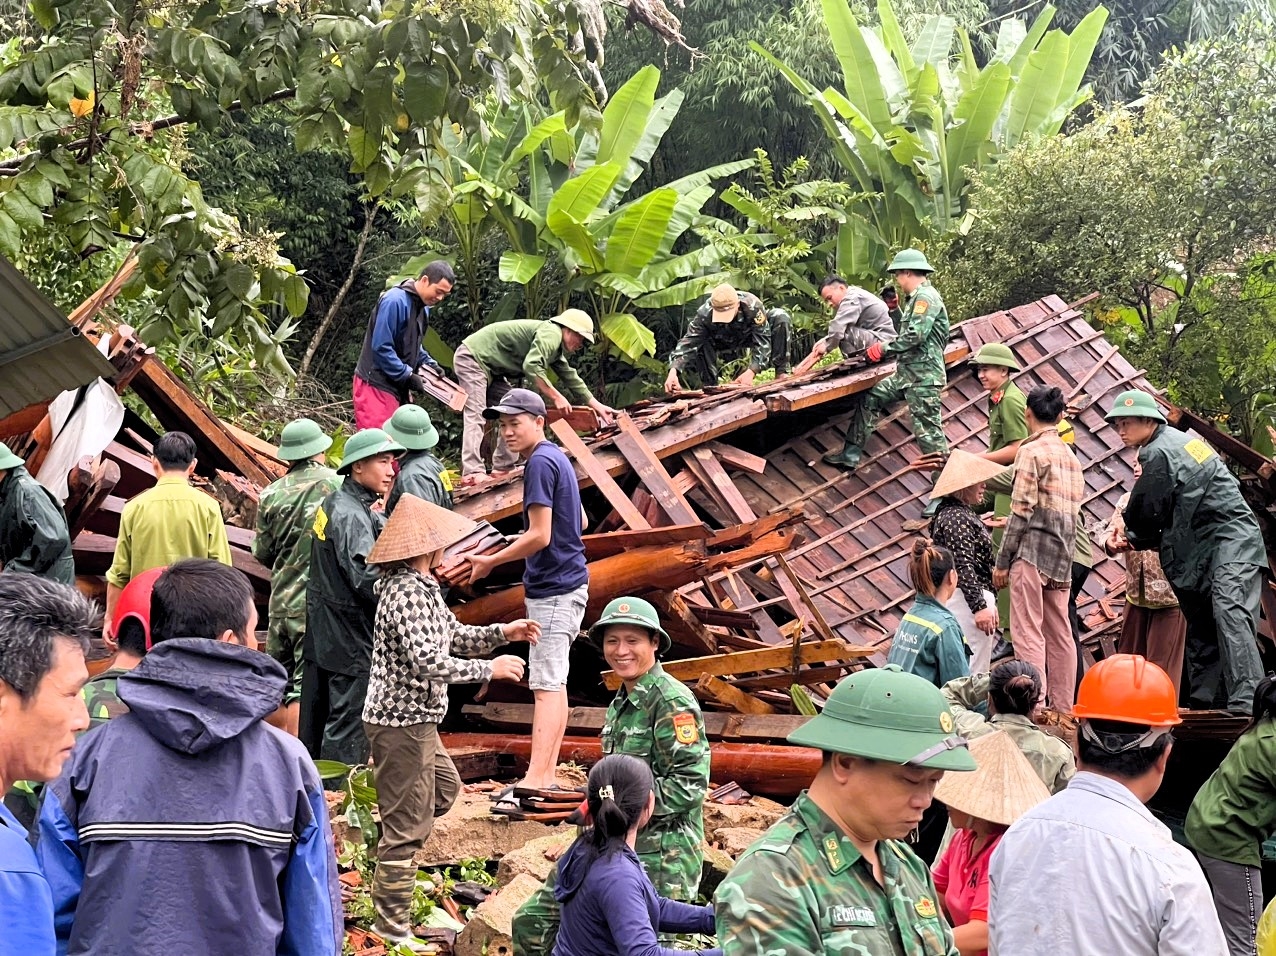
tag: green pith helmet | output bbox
[971,343,1021,371]
[338,428,405,474]
[788,664,976,771]
[588,596,671,656]
[551,308,596,344]
[383,404,440,451]
[0,441,24,471]
[1104,390,1167,423]
[885,249,935,274]
[276,418,332,462]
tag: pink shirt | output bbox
[932,828,1002,955]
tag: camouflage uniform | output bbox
[386,449,452,515]
[81,667,132,729]
[511,662,710,955]
[841,280,950,460]
[715,790,958,956]
[253,459,342,703]
[668,291,791,383]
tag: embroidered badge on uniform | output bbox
[823,835,843,870]
[1184,439,1216,465]
[672,712,699,744]
[313,506,328,540]
[754,314,766,325]
[914,299,929,315]
[915,898,938,919]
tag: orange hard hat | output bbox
[112,566,167,650]
[1074,654,1182,727]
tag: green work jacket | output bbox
[0,465,74,584]
[987,381,1029,454]
[1186,718,1276,867]
[386,450,452,515]
[460,319,594,404]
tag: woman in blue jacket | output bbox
[887,538,971,688]
[553,755,719,956]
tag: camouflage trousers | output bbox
[266,614,307,704]
[511,830,703,956]
[843,374,948,456]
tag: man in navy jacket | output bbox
[37,559,342,956]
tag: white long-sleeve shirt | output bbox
[989,770,1226,956]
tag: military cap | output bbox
[971,343,1021,371]
[0,441,24,470]
[551,308,596,344]
[588,596,671,655]
[338,428,405,474]
[886,249,936,274]
[276,419,332,461]
[383,404,440,451]
[1104,390,1167,423]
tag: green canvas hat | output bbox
[588,596,671,656]
[383,404,439,451]
[788,664,976,771]
[276,418,332,461]
[886,249,935,274]
[1104,390,1166,423]
[971,343,1021,371]
[0,441,24,471]
[551,308,596,344]
[338,428,405,474]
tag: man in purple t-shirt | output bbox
[466,389,589,791]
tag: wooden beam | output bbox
[611,412,698,525]
[602,638,873,690]
[647,590,718,656]
[550,418,651,530]
[63,457,120,538]
[696,673,777,714]
[703,441,767,475]
[689,446,757,522]
[582,522,710,560]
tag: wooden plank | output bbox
[64,457,120,538]
[696,673,777,714]
[687,605,758,628]
[703,441,767,475]
[602,638,873,690]
[549,418,651,530]
[611,412,698,525]
[582,522,709,560]
[647,590,718,656]
[690,447,757,522]
[461,702,810,743]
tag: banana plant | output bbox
[753,0,1109,282]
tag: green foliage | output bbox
[757,0,1109,282]
[939,17,1276,444]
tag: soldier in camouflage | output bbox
[253,418,341,734]
[715,664,975,956]
[824,250,951,469]
[382,404,453,515]
[512,597,711,955]
[664,284,791,393]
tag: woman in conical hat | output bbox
[361,494,541,950]
[929,449,1007,674]
[930,730,1051,956]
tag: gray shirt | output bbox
[821,286,896,352]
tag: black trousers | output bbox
[299,659,371,771]
[1070,562,1092,693]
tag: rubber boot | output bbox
[372,859,429,952]
[822,444,863,469]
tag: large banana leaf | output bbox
[509,111,567,166]
[599,313,657,361]
[654,183,716,258]
[860,25,909,120]
[548,216,605,273]
[661,157,758,195]
[946,61,1012,195]
[911,15,955,68]
[876,0,917,86]
[1003,29,1068,148]
[592,65,660,168]
[634,272,731,309]
[604,89,686,210]
[498,251,546,284]
[1008,4,1057,79]
[604,187,678,275]
[546,161,622,224]
[637,244,723,289]
[820,0,892,133]
[1056,7,1109,114]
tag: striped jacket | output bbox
[996,427,1084,587]
[35,639,342,956]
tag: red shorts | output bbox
[352,376,401,431]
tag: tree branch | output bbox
[299,202,377,377]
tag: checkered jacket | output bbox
[996,427,1083,587]
[363,567,506,726]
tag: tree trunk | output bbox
[299,204,377,377]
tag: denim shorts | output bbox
[524,583,588,691]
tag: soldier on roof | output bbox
[664,284,790,393]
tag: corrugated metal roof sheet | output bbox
[0,255,117,418]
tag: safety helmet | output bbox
[588,596,671,656]
[788,665,976,771]
[551,308,596,344]
[1104,390,1167,423]
[886,249,935,274]
[1074,654,1182,727]
[112,566,167,651]
[338,428,405,474]
[971,343,1020,371]
[383,404,440,451]
[276,418,332,461]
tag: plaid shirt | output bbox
[996,428,1083,587]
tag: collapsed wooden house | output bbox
[4,256,1275,795]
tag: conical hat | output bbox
[932,449,1008,499]
[367,495,480,564]
[932,730,1051,826]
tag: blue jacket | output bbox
[552,837,720,956]
[886,595,970,688]
[1,801,55,955]
[353,281,442,398]
[35,639,342,956]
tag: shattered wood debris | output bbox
[6,257,1274,744]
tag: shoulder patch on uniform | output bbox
[313,506,328,540]
[913,298,929,315]
[1184,438,1215,465]
[439,470,455,492]
[753,313,766,325]
[672,712,699,745]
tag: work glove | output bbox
[406,373,426,392]
[866,341,885,363]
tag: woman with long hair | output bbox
[887,538,971,688]
[552,755,718,956]
[1186,675,1276,956]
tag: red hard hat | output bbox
[112,566,167,650]
[1074,654,1182,727]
